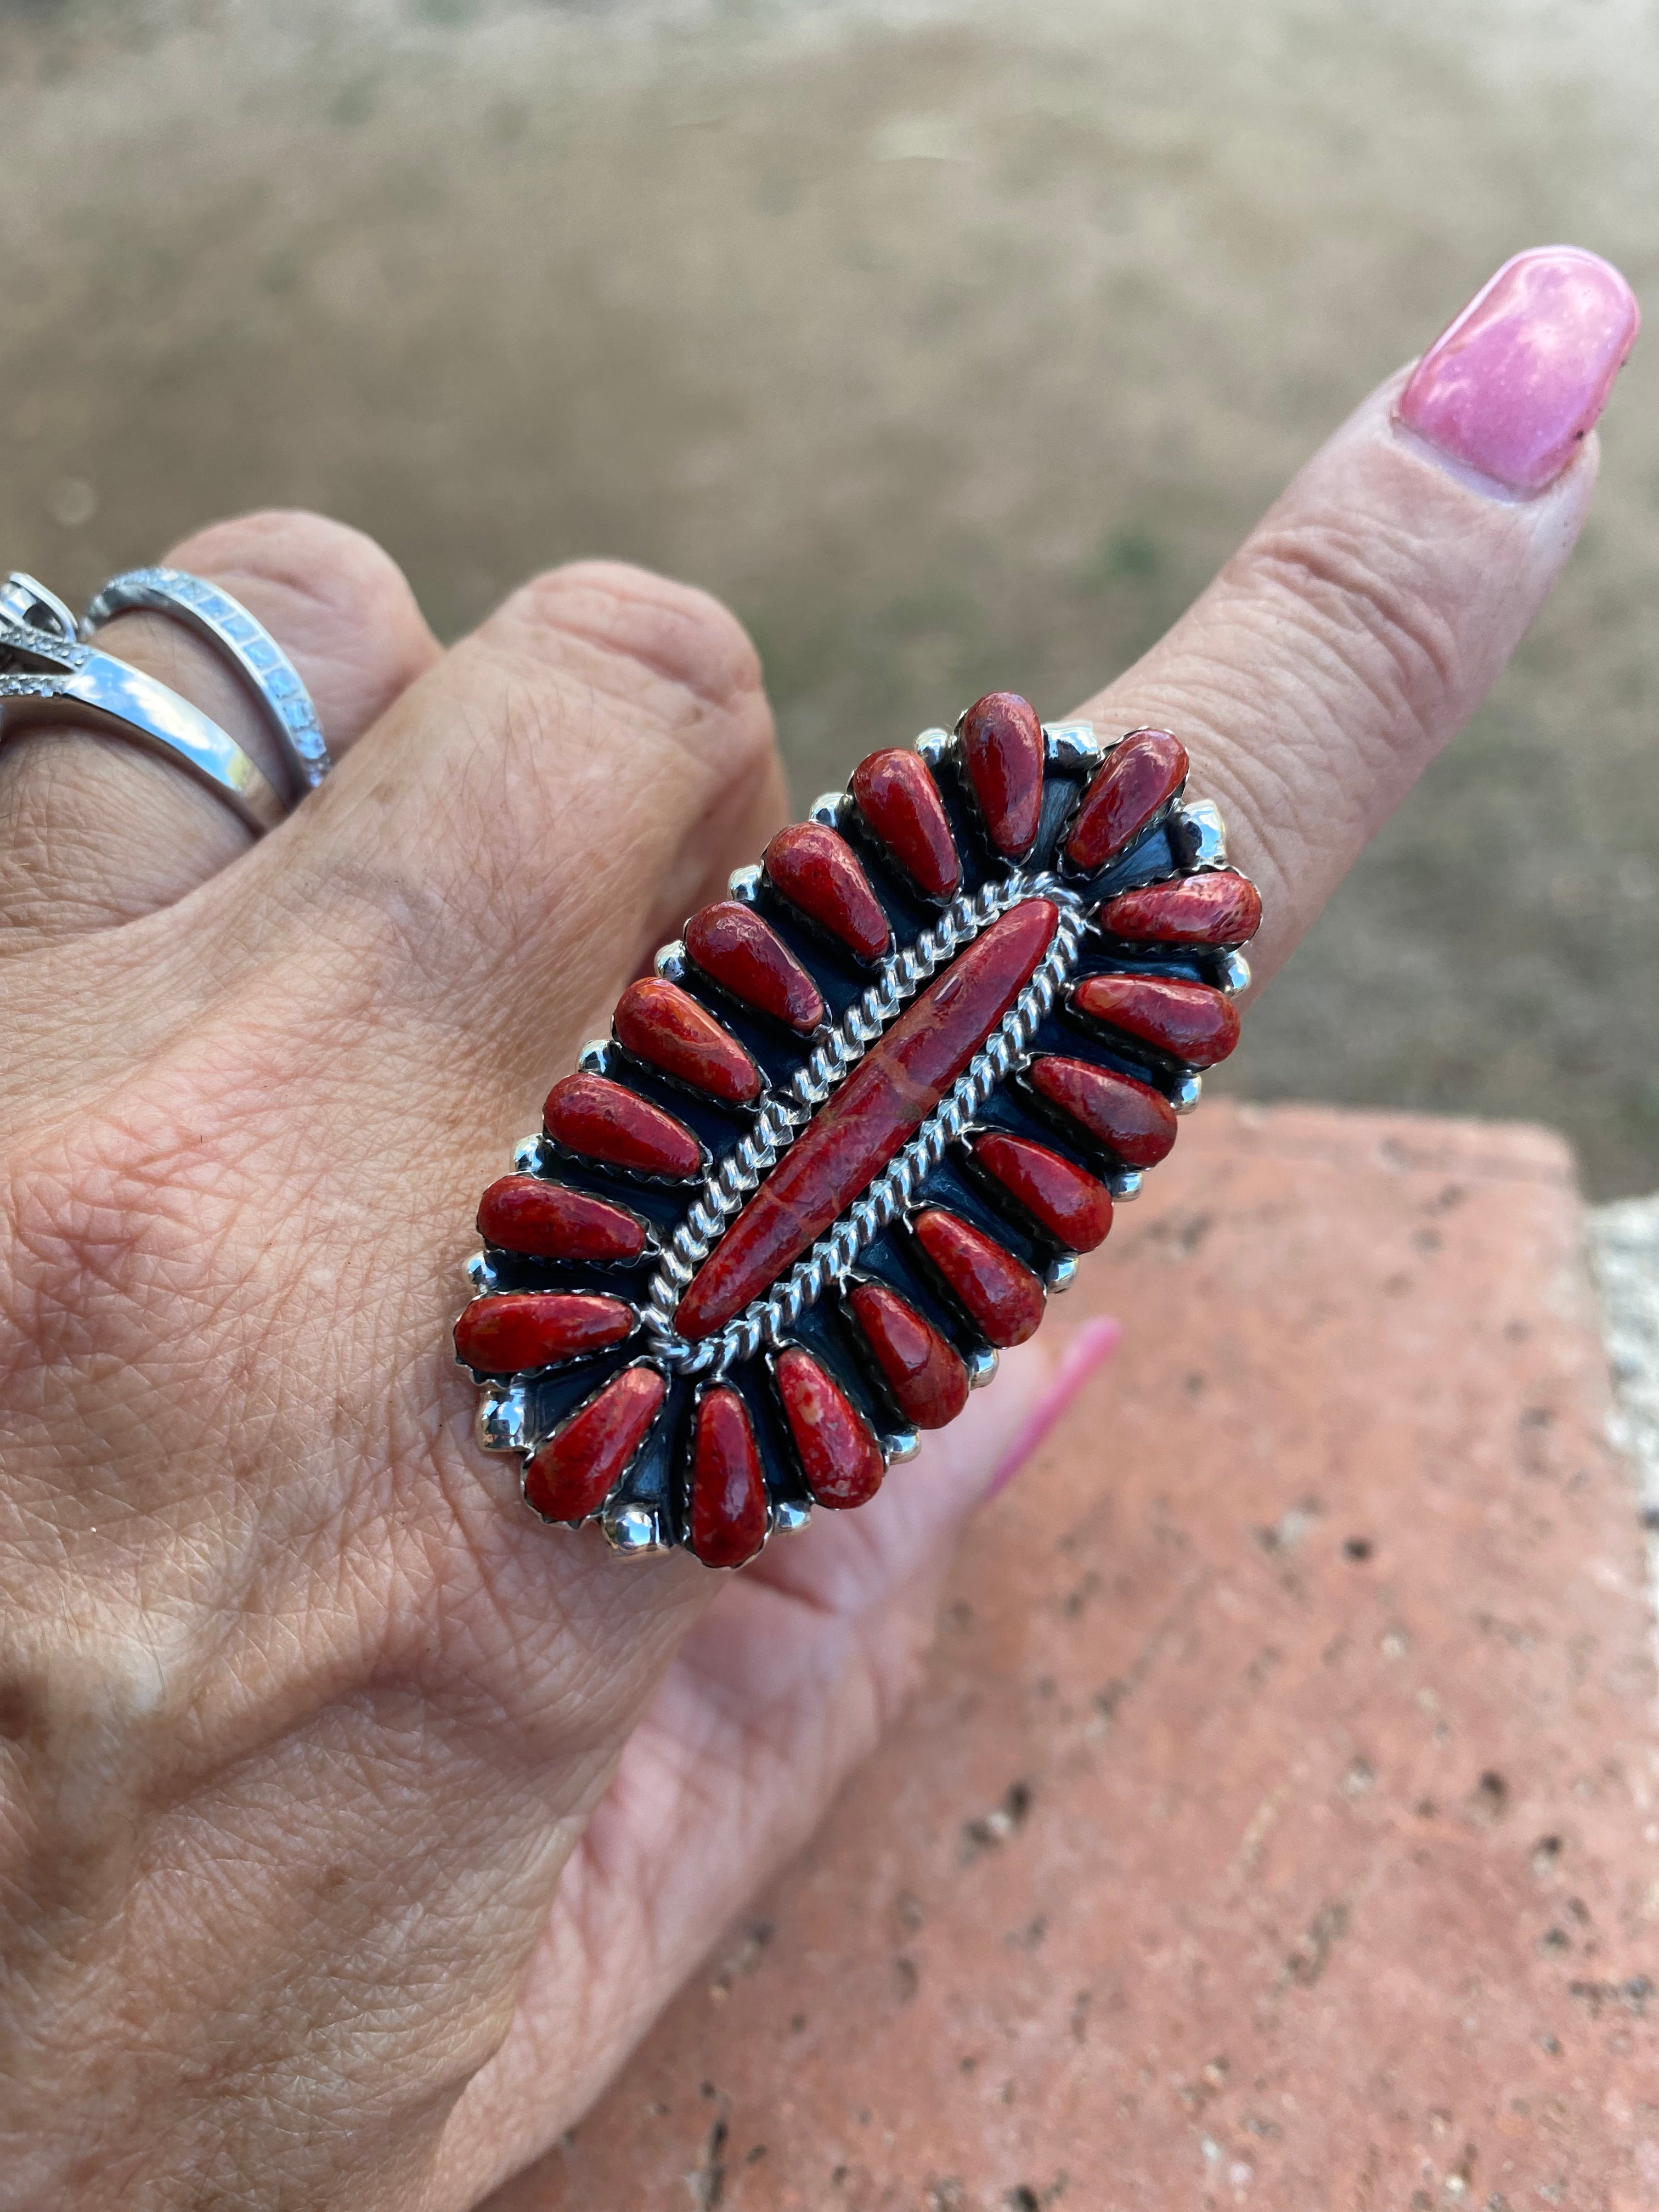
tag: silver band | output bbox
[83,565,331,794]
[0,573,287,835]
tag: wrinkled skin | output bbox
[0,354,1607,2208]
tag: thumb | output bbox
[1077,244,1639,988]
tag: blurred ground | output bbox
[3,0,1657,1192]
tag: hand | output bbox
[0,246,1634,2210]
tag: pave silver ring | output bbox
[83,565,331,795]
[0,572,287,835]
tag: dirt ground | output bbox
[4,0,1657,1193]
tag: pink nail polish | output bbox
[982,1316,1121,1504]
[1396,246,1639,494]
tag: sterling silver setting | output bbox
[0,572,287,834]
[84,565,331,795]
[454,700,1260,1567]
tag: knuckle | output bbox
[169,509,397,620]
[1235,510,1462,758]
[493,558,766,724]
[165,509,435,703]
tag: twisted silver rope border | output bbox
[641,889,1086,1376]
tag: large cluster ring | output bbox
[84,565,332,794]
[454,691,1262,1570]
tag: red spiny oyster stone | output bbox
[973,1132,1114,1251]
[477,1175,648,1262]
[1102,870,1262,947]
[913,1209,1045,1347]
[613,978,761,1106]
[764,824,891,962]
[523,1365,666,1522]
[454,1290,634,1372]
[847,1282,969,1429]
[674,901,1059,1342]
[689,1386,769,1568]
[775,1346,884,1509]
[683,902,825,1034]
[544,1073,703,1180]
[958,691,1045,857]
[1030,1058,1179,1169]
[850,748,961,899]
[1064,729,1188,871]
[1070,973,1240,1067]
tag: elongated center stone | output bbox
[674,899,1059,1341]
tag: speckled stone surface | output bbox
[490,1103,1657,2212]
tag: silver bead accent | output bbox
[602,1503,673,1556]
[654,940,687,982]
[476,1388,527,1453]
[1216,949,1252,997]
[770,1498,812,1536]
[1041,719,1101,770]
[1176,799,1228,870]
[913,727,952,768]
[728,864,763,904]
[511,1133,545,1174]
[967,1345,1000,1390]
[882,1428,922,1466]
[1108,1167,1144,1202]
[808,791,848,828]
[576,1038,611,1075]
[1046,1254,1079,1293]
[464,1250,497,1291]
[1172,1071,1203,1115]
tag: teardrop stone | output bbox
[958,691,1045,857]
[849,748,961,898]
[1064,729,1188,871]
[614,978,761,1105]
[454,1290,634,1373]
[684,901,825,1033]
[688,1386,769,1568]
[1101,870,1261,947]
[775,1346,884,1509]
[523,1365,666,1523]
[477,1176,648,1262]
[846,1282,969,1429]
[1069,973,1240,1066]
[764,823,891,962]
[543,1073,703,1180]
[1029,1058,1179,1168]
[973,1132,1114,1251]
[913,1209,1045,1346]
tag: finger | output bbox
[1071,245,1638,989]
[430,1322,1120,2203]
[264,558,791,1097]
[0,510,437,939]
